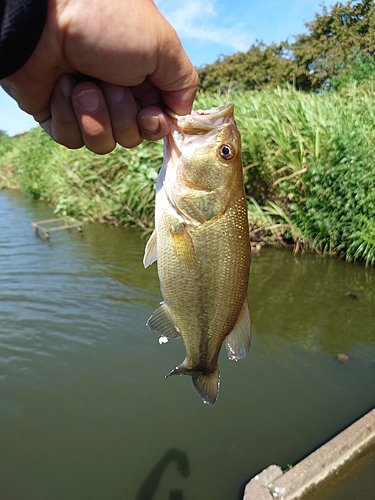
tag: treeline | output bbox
[198,0,375,92]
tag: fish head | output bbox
[162,103,244,222]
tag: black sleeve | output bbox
[0,0,48,79]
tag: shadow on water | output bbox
[136,449,190,500]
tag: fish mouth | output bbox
[162,103,236,180]
[165,103,235,134]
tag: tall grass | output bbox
[1,84,374,264]
[196,87,375,264]
[1,127,162,229]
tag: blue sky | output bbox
[0,0,329,136]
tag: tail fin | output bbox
[166,364,220,406]
[192,371,220,406]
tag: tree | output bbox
[293,0,375,90]
[0,130,13,157]
[198,41,295,93]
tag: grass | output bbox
[0,127,162,229]
[1,83,374,264]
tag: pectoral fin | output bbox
[146,302,181,340]
[225,299,251,361]
[143,230,157,268]
[170,223,195,267]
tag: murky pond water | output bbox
[1,189,374,500]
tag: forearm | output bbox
[0,0,48,79]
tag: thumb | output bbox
[149,38,198,116]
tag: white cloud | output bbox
[155,0,253,52]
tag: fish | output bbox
[143,103,251,405]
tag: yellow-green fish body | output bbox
[144,103,251,405]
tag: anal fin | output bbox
[225,299,251,361]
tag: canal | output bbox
[0,189,374,499]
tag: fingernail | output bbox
[139,115,160,134]
[58,75,74,98]
[75,89,100,111]
[107,85,126,103]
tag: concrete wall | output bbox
[243,407,375,500]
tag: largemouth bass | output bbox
[143,103,251,405]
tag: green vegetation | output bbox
[0,127,161,229]
[0,130,18,188]
[1,0,375,264]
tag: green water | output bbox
[0,190,374,500]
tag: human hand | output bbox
[0,0,198,154]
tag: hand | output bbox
[0,0,198,154]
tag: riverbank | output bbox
[1,86,375,264]
[243,407,375,500]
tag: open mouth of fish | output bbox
[163,102,236,174]
[165,102,235,132]
[160,103,237,223]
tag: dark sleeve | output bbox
[0,0,48,79]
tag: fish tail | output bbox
[192,370,220,406]
[166,364,220,406]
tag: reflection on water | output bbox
[251,247,375,354]
[0,190,374,500]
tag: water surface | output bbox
[0,190,374,499]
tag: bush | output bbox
[0,126,162,229]
[293,128,375,263]
[330,53,375,91]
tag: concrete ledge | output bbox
[243,407,375,500]
[243,465,283,499]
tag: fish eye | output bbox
[219,143,235,160]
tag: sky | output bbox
[0,0,330,137]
